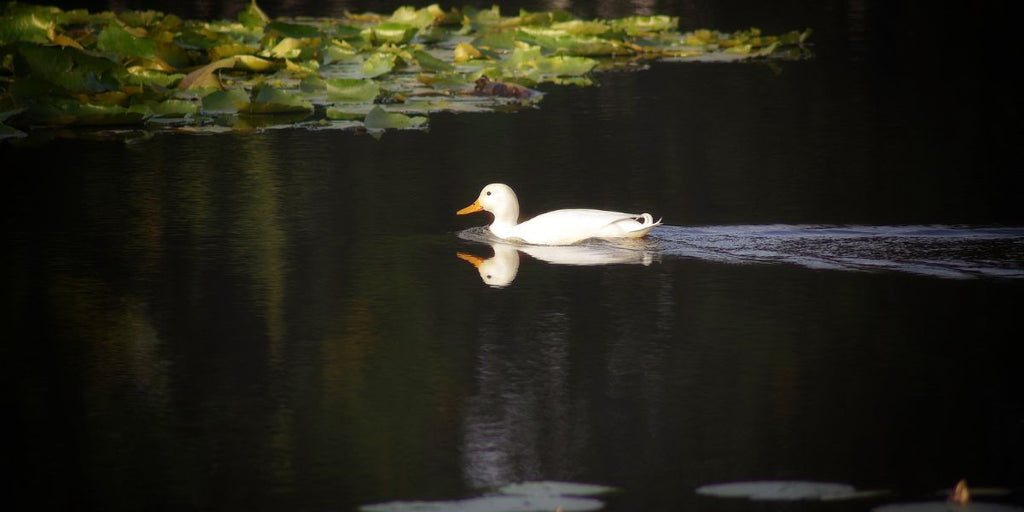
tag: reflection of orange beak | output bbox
[456,252,485,268]
[457,200,484,215]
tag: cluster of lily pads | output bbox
[0,1,811,141]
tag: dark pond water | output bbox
[4,1,1024,511]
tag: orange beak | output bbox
[457,200,484,215]
[456,252,485,268]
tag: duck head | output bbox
[456,183,520,228]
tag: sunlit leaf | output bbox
[177,55,275,90]
[325,78,379,102]
[550,19,609,36]
[454,41,484,63]
[360,52,396,78]
[610,15,678,35]
[387,5,445,29]
[268,36,320,60]
[367,22,417,44]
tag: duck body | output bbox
[457,183,662,245]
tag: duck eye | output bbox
[486,191,492,196]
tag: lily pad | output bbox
[360,52,396,78]
[96,20,156,58]
[240,84,313,114]
[499,481,618,497]
[874,502,1024,512]
[360,480,616,512]
[0,1,813,140]
[201,88,249,113]
[324,78,380,102]
[363,105,426,130]
[696,480,878,501]
[360,494,603,512]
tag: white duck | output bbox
[457,183,662,245]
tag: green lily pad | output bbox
[360,52,396,78]
[325,78,380,102]
[367,22,417,44]
[241,83,313,114]
[413,50,455,72]
[237,0,269,28]
[0,7,54,45]
[0,1,812,141]
[96,21,157,58]
[147,98,198,117]
[201,88,249,113]
[610,15,678,35]
[363,105,426,130]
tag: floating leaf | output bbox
[499,481,618,497]
[360,52,396,78]
[367,22,417,44]
[177,55,275,90]
[0,1,812,140]
[610,15,678,35]
[201,88,249,113]
[696,481,876,501]
[237,0,270,29]
[325,78,380,102]
[387,5,445,29]
[453,41,483,63]
[363,105,426,130]
[0,122,27,140]
[874,502,1024,512]
[266,21,321,38]
[147,98,198,117]
[413,50,454,72]
[0,8,54,45]
[241,83,313,114]
[96,21,157,58]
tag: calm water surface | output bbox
[4,1,1023,511]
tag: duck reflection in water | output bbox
[457,240,659,288]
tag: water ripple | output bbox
[649,225,1024,279]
